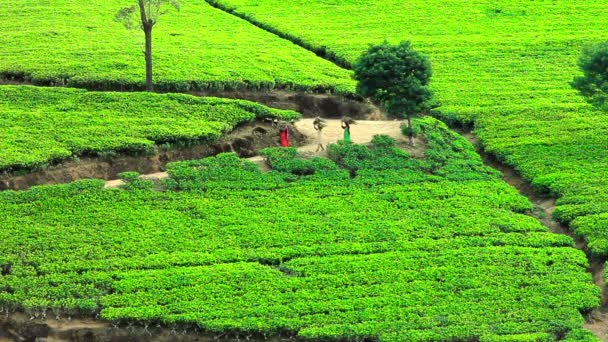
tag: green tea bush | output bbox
[0,86,299,172]
[260,147,338,176]
[118,172,154,191]
[0,0,355,94]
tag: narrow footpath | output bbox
[104,118,408,188]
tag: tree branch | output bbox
[115,5,137,29]
[138,0,149,29]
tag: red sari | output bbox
[280,129,289,147]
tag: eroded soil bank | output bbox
[0,121,306,191]
[103,118,422,188]
[0,88,382,191]
[0,312,297,342]
[188,89,380,119]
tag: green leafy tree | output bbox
[115,0,180,92]
[572,42,608,110]
[353,41,435,145]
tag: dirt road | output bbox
[294,118,405,153]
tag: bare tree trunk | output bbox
[144,25,153,92]
[138,0,153,92]
[407,116,415,146]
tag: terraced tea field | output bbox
[0,0,355,93]
[207,0,608,257]
[0,120,599,341]
[0,86,298,173]
[2,1,608,341]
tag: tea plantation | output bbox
[1,1,607,341]
[0,0,355,93]
[0,119,599,341]
[207,0,608,256]
[0,85,298,172]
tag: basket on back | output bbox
[313,117,327,129]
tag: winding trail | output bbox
[104,118,407,188]
[294,118,405,153]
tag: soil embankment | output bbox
[0,121,307,191]
[188,89,378,119]
[0,89,381,191]
[104,118,417,188]
[0,312,295,342]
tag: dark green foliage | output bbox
[259,147,338,176]
[327,141,372,174]
[118,172,154,191]
[572,42,608,110]
[417,118,501,181]
[370,134,396,149]
[327,135,426,176]
[327,121,499,184]
[165,152,286,191]
[118,172,141,183]
[353,41,435,120]
[564,328,603,341]
[401,121,422,139]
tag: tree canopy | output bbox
[354,41,434,118]
[353,41,435,144]
[115,0,180,30]
[572,41,608,110]
[115,0,180,91]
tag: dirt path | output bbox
[104,119,407,188]
[0,312,291,342]
[104,172,170,189]
[294,118,406,153]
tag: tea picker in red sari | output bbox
[279,123,290,147]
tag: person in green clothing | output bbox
[341,117,355,142]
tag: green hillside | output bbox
[1,1,607,340]
[0,119,598,341]
[207,0,608,256]
[0,86,298,172]
[0,0,355,93]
